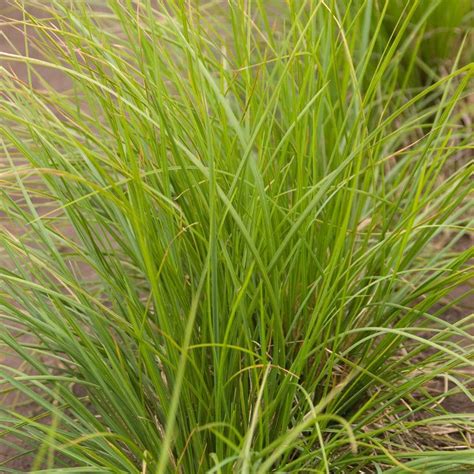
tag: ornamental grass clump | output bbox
[0,0,473,472]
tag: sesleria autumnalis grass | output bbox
[0,0,473,472]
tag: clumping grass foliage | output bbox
[0,0,473,472]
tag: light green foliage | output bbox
[385,0,472,73]
[0,0,472,472]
